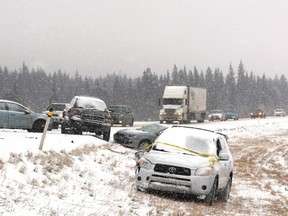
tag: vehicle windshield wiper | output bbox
[152,146,168,152]
[181,152,196,156]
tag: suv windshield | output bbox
[47,104,66,111]
[108,106,126,113]
[211,110,222,114]
[74,98,107,111]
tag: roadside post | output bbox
[39,108,53,151]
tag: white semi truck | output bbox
[159,86,207,123]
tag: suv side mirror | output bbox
[219,152,229,161]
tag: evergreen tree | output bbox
[225,63,237,109]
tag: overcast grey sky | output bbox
[0,0,287,78]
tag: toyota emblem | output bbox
[168,167,176,173]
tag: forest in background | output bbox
[0,61,287,120]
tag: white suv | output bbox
[135,126,233,206]
[273,108,285,116]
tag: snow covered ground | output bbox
[0,117,287,215]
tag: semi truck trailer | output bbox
[159,86,207,123]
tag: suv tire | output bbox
[204,178,218,206]
[220,177,232,202]
[103,128,111,141]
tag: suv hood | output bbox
[70,108,106,116]
[145,151,212,169]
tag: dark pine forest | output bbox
[1,61,287,120]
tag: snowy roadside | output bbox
[0,118,287,215]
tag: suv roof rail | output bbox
[171,125,229,141]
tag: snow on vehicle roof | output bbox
[155,126,218,155]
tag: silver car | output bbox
[0,99,51,132]
[135,126,233,206]
[43,103,68,129]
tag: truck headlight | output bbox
[138,158,152,170]
[103,118,112,126]
[160,110,166,115]
[195,167,212,176]
[175,111,183,115]
[71,115,82,121]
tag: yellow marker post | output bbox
[39,108,53,150]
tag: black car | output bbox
[250,108,266,119]
[61,96,112,141]
[113,123,169,150]
[108,105,134,127]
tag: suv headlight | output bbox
[138,158,152,170]
[195,167,212,176]
[71,115,82,121]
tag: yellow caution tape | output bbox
[144,141,218,168]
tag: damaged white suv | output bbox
[135,126,233,206]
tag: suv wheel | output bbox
[129,119,134,127]
[103,128,111,141]
[121,119,127,127]
[73,128,82,135]
[204,178,218,206]
[220,177,232,202]
[61,122,68,134]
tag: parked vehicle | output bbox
[43,103,68,129]
[108,105,134,126]
[114,123,168,150]
[0,99,52,132]
[159,86,207,123]
[135,126,233,206]
[250,108,266,119]
[273,108,285,116]
[224,110,239,120]
[61,96,112,141]
[208,110,225,121]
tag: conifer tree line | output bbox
[0,61,287,120]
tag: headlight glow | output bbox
[71,115,82,121]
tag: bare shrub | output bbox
[37,151,74,175]
[19,165,27,174]
[8,153,23,164]
[33,166,39,173]
[62,174,70,181]
[0,159,4,170]
[25,151,33,161]
[79,169,88,177]
[70,144,98,157]
[30,178,39,187]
